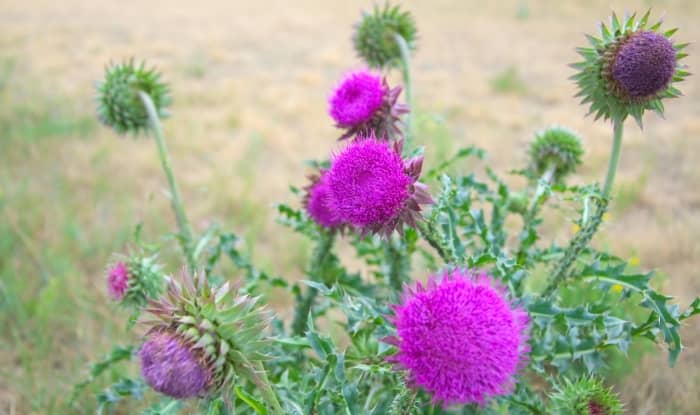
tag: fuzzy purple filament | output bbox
[139,329,211,399]
[326,138,411,228]
[306,173,343,228]
[612,31,676,99]
[107,261,129,300]
[329,70,385,127]
[389,269,530,406]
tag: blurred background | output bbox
[1,0,699,413]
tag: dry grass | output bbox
[1,0,699,413]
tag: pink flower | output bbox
[107,261,129,300]
[386,269,530,406]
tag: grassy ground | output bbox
[1,0,699,413]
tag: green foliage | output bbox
[490,66,527,95]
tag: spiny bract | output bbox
[96,59,171,135]
[353,3,417,69]
[386,269,530,406]
[548,376,623,415]
[529,126,584,183]
[106,253,164,307]
[140,270,273,400]
[571,11,689,126]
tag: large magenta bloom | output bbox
[107,261,129,300]
[387,269,530,406]
[304,171,343,229]
[326,135,431,237]
[329,70,408,140]
[611,31,677,99]
[139,328,212,399]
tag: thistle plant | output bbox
[74,5,700,415]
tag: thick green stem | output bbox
[139,91,195,271]
[291,230,336,336]
[384,236,410,293]
[417,221,451,264]
[393,33,413,150]
[603,119,624,198]
[527,164,556,216]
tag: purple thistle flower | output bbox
[611,31,677,100]
[303,171,344,229]
[326,134,432,237]
[107,261,129,301]
[329,70,409,141]
[386,269,530,406]
[139,328,212,399]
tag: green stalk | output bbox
[291,230,336,336]
[603,119,624,198]
[139,91,195,271]
[393,32,413,149]
[527,164,556,216]
[417,220,451,264]
[384,235,410,293]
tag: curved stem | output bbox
[393,32,413,151]
[139,91,195,271]
[527,164,555,215]
[603,119,624,198]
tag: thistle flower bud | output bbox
[572,11,688,126]
[529,126,584,183]
[325,134,432,237]
[106,253,164,307]
[329,70,409,141]
[548,377,623,415]
[96,59,171,135]
[385,269,530,406]
[353,3,417,69]
[140,270,273,400]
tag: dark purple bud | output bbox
[612,31,677,99]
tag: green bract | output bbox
[353,3,417,69]
[96,60,171,135]
[143,271,273,398]
[571,11,689,126]
[529,126,584,183]
[120,252,164,308]
[548,376,623,415]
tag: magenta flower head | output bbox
[107,261,129,300]
[385,269,530,406]
[139,328,212,399]
[303,171,343,230]
[326,134,432,237]
[329,70,408,141]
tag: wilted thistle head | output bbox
[326,134,432,237]
[329,70,409,141]
[548,376,623,415]
[303,171,344,229]
[106,253,164,307]
[353,3,417,69]
[529,126,584,183]
[140,270,272,400]
[572,11,688,126]
[96,59,171,135]
[385,269,530,406]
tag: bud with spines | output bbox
[353,3,417,70]
[529,126,584,184]
[96,59,171,135]
[548,376,623,415]
[571,11,689,127]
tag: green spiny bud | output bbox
[548,376,623,415]
[353,3,417,69]
[529,126,584,183]
[571,11,689,127]
[96,59,171,135]
[106,252,164,308]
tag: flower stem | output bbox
[527,164,556,216]
[603,119,624,198]
[417,220,450,264]
[291,230,336,336]
[384,236,410,293]
[393,32,413,150]
[138,91,195,271]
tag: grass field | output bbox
[1,0,699,413]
